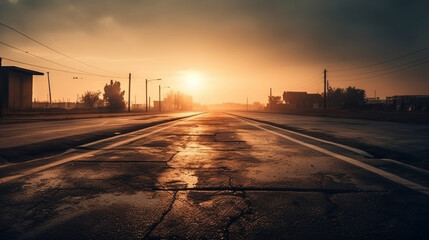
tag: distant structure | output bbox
[153,101,162,111]
[386,95,429,112]
[283,91,323,109]
[365,97,385,111]
[0,60,44,112]
[366,97,383,104]
[267,95,283,111]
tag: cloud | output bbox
[1,0,428,78]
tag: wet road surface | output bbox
[0,112,428,239]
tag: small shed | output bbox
[0,64,44,112]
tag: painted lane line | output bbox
[233,114,429,176]
[232,114,373,158]
[0,114,204,184]
[379,158,429,175]
[239,117,429,196]
[0,114,201,169]
[80,114,201,148]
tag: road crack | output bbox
[143,191,177,239]
[219,170,234,190]
[165,151,179,168]
[224,190,253,239]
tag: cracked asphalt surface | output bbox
[0,112,428,239]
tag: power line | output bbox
[1,56,128,79]
[330,58,429,82]
[330,56,429,78]
[0,40,94,75]
[0,21,125,76]
[330,45,429,72]
[288,71,324,90]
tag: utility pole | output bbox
[145,79,148,112]
[128,73,131,112]
[148,96,151,112]
[174,92,177,110]
[247,97,248,111]
[270,88,272,111]
[324,69,327,110]
[159,85,161,112]
[47,72,52,108]
[145,78,161,112]
[326,80,329,108]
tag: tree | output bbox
[103,80,125,112]
[344,87,366,108]
[80,91,101,109]
[161,91,194,111]
[327,86,366,109]
[327,87,345,108]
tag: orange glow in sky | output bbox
[1,1,428,105]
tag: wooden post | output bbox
[128,73,131,112]
[47,72,52,108]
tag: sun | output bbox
[183,71,203,92]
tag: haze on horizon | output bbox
[0,0,428,105]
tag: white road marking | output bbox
[233,114,373,158]
[0,120,115,148]
[239,117,429,196]
[0,114,204,184]
[380,158,429,175]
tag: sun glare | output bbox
[183,71,203,93]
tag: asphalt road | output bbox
[231,111,429,170]
[0,112,199,148]
[0,112,428,239]
[0,112,199,163]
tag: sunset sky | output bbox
[1,0,428,105]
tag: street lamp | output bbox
[146,78,161,112]
[159,85,170,112]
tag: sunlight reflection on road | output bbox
[157,122,213,189]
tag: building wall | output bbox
[0,70,8,111]
[7,71,33,111]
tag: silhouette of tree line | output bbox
[327,86,366,109]
[80,80,126,112]
[162,91,193,111]
[268,85,367,111]
[80,80,194,112]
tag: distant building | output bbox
[0,63,44,112]
[132,103,144,110]
[153,101,162,111]
[386,95,429,112]
[366,97,384,104]
[365,97,385,111]
[283,91,322,109]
